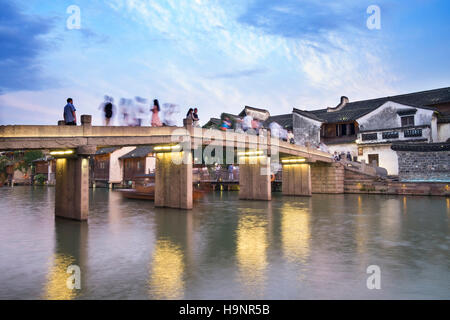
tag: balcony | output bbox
[358,126,429,144]
[321,135,357,145]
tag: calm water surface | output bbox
[0,186,449,299]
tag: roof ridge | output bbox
[348,86,450,105]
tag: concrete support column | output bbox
[55,157,89,220]
[155,151,193,209]
[239,156,271,201]
[282,163,312,196]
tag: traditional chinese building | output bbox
[119,146,156,186]
[93,147,136,188]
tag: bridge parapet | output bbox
[0,119,333,163]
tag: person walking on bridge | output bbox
[63,98,77,125]
[100,95,115,126]
[151,99,162,127]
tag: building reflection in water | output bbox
[281,202,310,265]
[355,196,368,255]
[357,195,363,215]
[236,210,268,296]
[149,239,185,299]
[379,198,402,242]
[44,219,87,300]
[403,196,407,215]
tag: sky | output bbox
[0,0,449,126]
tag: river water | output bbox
[0,186,448,299]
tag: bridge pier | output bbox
[155,151,193,209]
[239,156,271,201]
[282,163,312,196]
[55,157,90,221]
[310,162,344,194]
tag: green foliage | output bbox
[0,155,8,183]
[34,174,47,185]
[16,150,44,173]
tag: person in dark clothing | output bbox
[100,96,114,126]
[186,108,194,119]
[346,151,352,161]
[193,108,200,127]
[63,98,77,125]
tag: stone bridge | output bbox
[0,115,342,221]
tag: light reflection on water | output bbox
[149,239,185,300]
[0,186,449,299]
[236,212,268,297]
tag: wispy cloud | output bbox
[0,0,55,93]
[237,0,372,39]
[209,67,268,79]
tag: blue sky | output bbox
[0,0,449,125]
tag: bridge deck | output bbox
[0,125,333,163]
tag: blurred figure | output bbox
[287,130,295,144]
[220,117,231,131]
[269,121,282,139]
[318,142,329,153]
[193,108,200,127]
[251,118,261,135]
[63,98,77,125]
[135,106,145,126]
[135,96,148,127]
[119,98,131,126]
[280,128,288,141]
[99,95,114,126]
[151,99,162,127]
[242,114,253,132]
[162,103,179,126]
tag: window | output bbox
[401,116,414,127]
[137,161,141,170]
[382,131,399,139]
[361,133,378,141]
[349,123,355,135]
[404,128,422,137]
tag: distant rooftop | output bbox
[95,147,118,155]
[293,87,450,123]
[119,146,153,159]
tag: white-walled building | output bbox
[265,87,450,175]
[93,146,136,188]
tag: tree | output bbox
[0,155,9,184]
[15,150,44,173]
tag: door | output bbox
[368,154,379,167]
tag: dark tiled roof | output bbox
[264,114,293,129]
[293,87,450,124]
[238,105,270,117]
[203,118,221,128]
[95,147,118,155]
[293,108,324,122]
[119,146,152,159]
[391,142,450,152]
